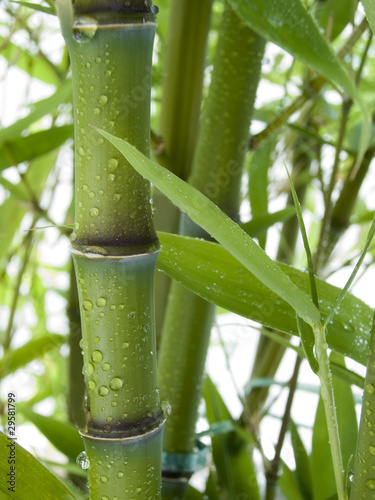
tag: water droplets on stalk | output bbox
[77,451,90,470]
[110,377,123,391]
[92,350,103,363]
[72,16,98,43]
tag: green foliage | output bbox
[1,0,375,498]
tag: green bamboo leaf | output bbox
[157,232,372,366]
[227,0,370,162]
[0,37,61,86]
[247,135,275,248]
[0,431,77,499]
[227,0,355,97]
[98,129,320,327]
[0,125,73,170]
[0,80,72,144]
[290,421,313,500]
[203,377,260,500]
[19,408,83,462]
[279,461,303,500]
[204,470,221,500]
[241,207,295,238]
[312,354,358,499]
[314,0,358,40]
[297,316,319,374]
[324,213,375,327]
[0,334,65,378]
[11,0,56,15]
[362,0,375,37]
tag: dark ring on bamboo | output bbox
[79,414,165,443]
[161,440,209,476]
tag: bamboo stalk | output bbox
[158,2,265,494]
[57,1,164,497]
[350,313,375,500]
[153,0,212,343]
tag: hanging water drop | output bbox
[72,16,98,43]
[76,451,90,470]
[161,401,172,417]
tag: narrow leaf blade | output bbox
[97,130,320,326]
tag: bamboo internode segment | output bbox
[58,0,163,496]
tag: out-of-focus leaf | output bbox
[19,408,83,462]
[314,0,358,40]
[247,135,275,248]
[0,431,77,499]
[0,149,58,265]
[185,486,204,500]
[312,354,358,499]
[0,80,72,143]
[0,125,73,170]
[203,377,260,500]
[12,0,56,15]
[279,461,303,500]
[241,207,295,238]
[290,420,313,499]
[204,470,221,500]
[157,232,373,366]
[362,0,375,37]
[0,334,65,378]
[99,130,320,327]
[226,0,370,161]
[0,36,61,86]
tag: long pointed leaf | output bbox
[97,129,320,326]
[0,431,77,499]
[157,232,372,366]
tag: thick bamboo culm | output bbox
[158,2,265,494]
[57,0,163,498]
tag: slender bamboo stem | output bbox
[315,323,346,500]
[350,313,375,499]
[158,2,265,494]
[57,1,164,497]
[153,0,212,343]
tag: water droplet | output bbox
[143,325,150,333]
[366,384,375,396]
[92,350,103,363]
[110,377,123,391]
[112,193,121,202]
[370,446,375,456]
[85,62,91,69]
[109,305,116,311]
[108,158,118,171]
[94,336,100,343]
[102,363,110,371]
[96,297,107,307]
[72,16,98,43]
[107,173,115,181]
[106,416,113,423]
[366,479,375,490]
[90,85,95,92]
[87,362,94,375]
[89,207,100,218]
[118,304,125,311]
[117,472,124,478]
[76,451,90,470]
[161,401,172,417]
[88,191,95,199]
[128,311,136,319]
[88,380,96,390]
[82,184,89,191]
[78,147,85,156]
[95,57,102,64]
[98,189,104,195]
[102,496,109,500]
[99,386,109,396]
[71,231,77,241]
[94,175,101,181]
[122,342,129,349]
[93,107,101,116]
[83,300,93,311]
[100,475,108,483]
[98,95,108,105]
